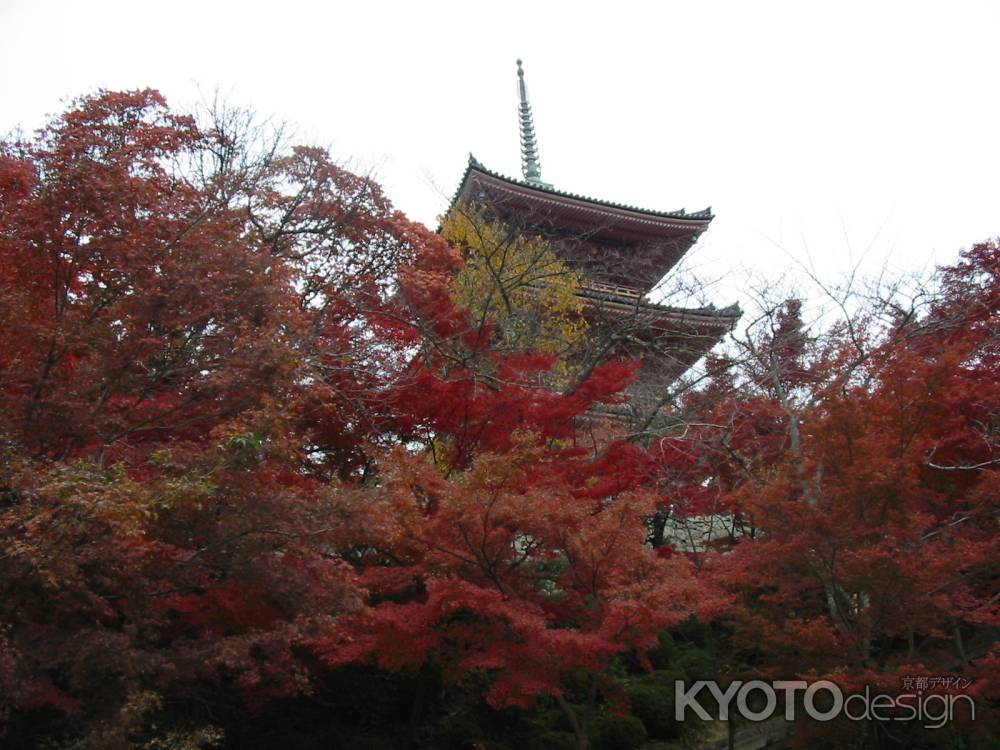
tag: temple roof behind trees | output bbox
[451,156,715,250]
[577,286,741,323]
[452,155,715,224]
[449,60,729,302]
[449,158,741,329]
[445,59,741,404]
[450,156,732,303]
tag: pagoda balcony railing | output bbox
[580,280,641,299]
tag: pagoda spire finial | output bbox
[516,59,550,188]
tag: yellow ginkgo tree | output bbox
[441,203,587,373]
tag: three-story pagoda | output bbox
[449,60,740,424]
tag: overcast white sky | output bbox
[2,0,998,310]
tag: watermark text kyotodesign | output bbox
[675,679,975,729]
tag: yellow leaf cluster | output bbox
[441,204,587,368]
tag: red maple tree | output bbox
[1,89,994,750]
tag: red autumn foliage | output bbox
[0,88,995,750]
[653,243,1000,743]
[0,90,716,748]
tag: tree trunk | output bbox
[555,694,589,750]
[954,624,969,665]
[401,667,432,749]
[648,508,668,548]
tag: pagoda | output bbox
[449,60,740,426]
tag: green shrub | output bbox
[590,713,647,750]
[625,673,682,739]
[647,632,676,670]
[675,650,715,681]
[527,730,578,750]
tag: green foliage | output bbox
[590,712,648,750]
[527,731,578,750]
[646,632,676,670]
[223,432,264,467]
[425,711,491,749]
[625,671,684,739]
[674,651,716,682]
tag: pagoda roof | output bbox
[576,286,741,327]
[450,155,714,237]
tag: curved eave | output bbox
[450,156,714,235]
[577,290,742,330]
